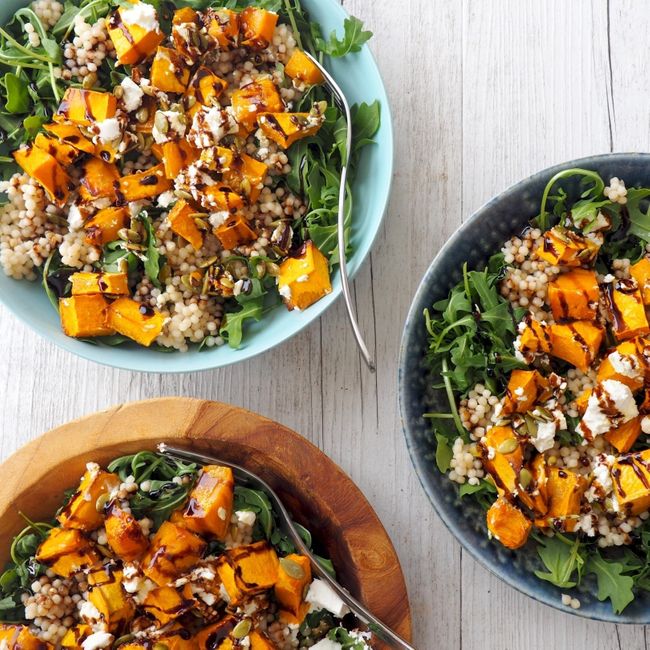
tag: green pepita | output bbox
[519,468,533,489]
[82,73,97,89]
[280,557,306,580]
[113,85,124,99]
[153,644,169,650]
[117,228,130,241]
[95,492,110,513]
[266,262,280,277]
[199,256,219,269]
[135,106,150,124]
[232,619,251,640]
[497,438,518,455]
[154,112,169,134]
[524,413,538,436]
[174,189,193,200]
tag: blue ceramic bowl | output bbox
[399,153,650,623]
[0,0,393,373]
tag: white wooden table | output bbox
[2,0,650,648]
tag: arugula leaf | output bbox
[458,479,496,499]
[314,16,372,57]
[22,115,46,140]
[137,211,164,288]
[351,101,380,152]
[234,486,274,539]
[220,299,263,348]
[2,73,29,114]
[587,553,636,614]
[534,535,585,588]
[434,433,453,473]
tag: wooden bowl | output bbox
[0,397,412,643]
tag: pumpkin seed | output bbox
[256,262,266,278]
[127,229,142,243]
[153,644,169,650]
[174,189,193,200]
[232,620,251,639]
[95,492,110,513]
[199,256,219,269]
[126,242,146,252]
[519,468,533,489]
[220,277,234,289]
[159,97,170,111]
[117,228,130,241]
[136,132,146,150]
[493,418,512,427]
[82,73,97,89]
[266,262,280,277]
[524,413,538,436]
[159,264,171,283]
[535,407,554,422]
[114,635,134,647]
[201,272,211,296]
[141,83,156,96]
[190,29,201,48]
[113,85,124,99]
[199,32,210,49]
[497,438,518,455]
[118,259,129,275]
[154,112,169,134]
[135,106,150,124]
[189,212,209,219]
[280,557,306,580]
[185,95,197,109]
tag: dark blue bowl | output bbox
[398,153,650,623]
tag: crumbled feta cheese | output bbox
[120,1,159,31]
[81,632,113,650]
[218,507,227,521]
[189,106,238,148]
[305,579,350,618]
[235,510,256,527]
[157,190,176,208]
[577,380,638,438]
[602,273,615,283]
[120,77,144,112]
[310,640,343,650]
[296,274,309,283]
[278,284,292,300]
[532,420,556,453]
[642,416,650,434]
[209,211,230,228]
[608,350,642,379]
[96,117,122,143]
[79,600,102,622]
[153,110,186,144]
[593,461,613,493]
[514,386,524,397]
[602,379,638,420]
[67,203,85,231]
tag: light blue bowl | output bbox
[399,153,650,623]
[0,0,393,373]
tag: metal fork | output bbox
[160,444,415,650]
[304,52,376,373]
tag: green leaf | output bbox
[351,101,380,152]
[234,486,273,539]
[22,115,46,139]
[458,479,496,499]
[624,188,650,243]
[220,299,263,349]
[319,16,372,57]
[534,535,585,588]
[0,596,15,611]
[137,211,164,288]
[2,73,30,114]
[587,553,636,614]
[434,433,453,473]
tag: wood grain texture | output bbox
[1,0,650,648]
[0,398,411,642]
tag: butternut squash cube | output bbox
[71,272,129,296]
[215,214,257,251]
[536,467,587,532]
[168,199,204,250]
[548,321,604,372]
[87,566,134,631]
[284,49,324,86]
[118,163,172,202]
[162,140,200,179]
[223,152,268,203]
[249,632,275,650]
[84,206,129,246]
[56,88,117,125]
[231,78,283,133]
[278,241,332,311]
[517,318,551,354]
[142,521,206,585]
[486,497,531,549]
[105,502,149,561]
[60,625,92,649]
[59,295,115,339]
[258,112,323,149]
[201,186,244,213]
[79,157,120,202]
[239,7,278,48]
[612,449,650,515]
[0,625,54,650]
[185,67,228,118]
[106,3,164,65]
[548,268,599,321]
[58,465,120,530]
[181,465,234,539]
[142,585,194,625]
[479,425,523,497]
[596,340,644,391]
[574,388,592,415]
[173,7,198,25]
[13,145,71,207]
[631,257,650,304]
[216,541,279,605]
[530,454,549,511]
[605,416,642,453]
[536,226,600,266]
[36,528,100,577]
[151,46,190,94]
[278,606,310,626]
[199,146,234,173]
[34,133,80,167]
[602,278,650,341]
[44,122,96,155]
[107,297,167,347]
[501,369,549,415]
[275,554,311,616]
[207,9,239,48]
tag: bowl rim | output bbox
[398,151,650,624]
[0,0,394,374]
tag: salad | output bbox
[0,451,374,649]
[426,169,650,613]
[0,0,379,351]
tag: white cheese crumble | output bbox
[532,420,556,453]
[120,1,159,32]
[67,203,85,231]
[305,579,350,618]
[310,640,343,650]
[189,106,239,148]
[96,117,121,143]
[235,510,256,527]
[81,632,114,650]
[120,77,144,112]
[278,284,292,300]
[643,416,650,434]
[157,190,176,208]
[577,379,638,438]
[593,461,613,493]
[608,350,642,379]
[79,600,102,623]
[152,110,186,144]
[209,211,230,228]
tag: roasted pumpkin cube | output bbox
[105,503,149,561]
[611,449,650,515]
[278,241,332,311]
[536,467,587,532]
[501,369,549,415]
[34,133,80,167]
[185,67,228,117]
[60,295,115,339]
[517,318,551,355]
[56,88,117,125]
[71,272,129,297]
[231,79,283,133]
[60,624,92,649]
[173,7,198,24]
[58,465,120,530]
[36,528,100,577]
[275,554,311,616]
[605,416,642,453]
[194,617,237,650]
[207,9,239,48]
[199,146,234,172]
[79,157,120,202]
[479,425,523,497]
[201,186,244,213]
[168,199,204,250]
[162,140,200,179]
[258,112,323,149]
[0,625,54,650]
[596,340,644,391]
[13,145,71,206]
[151,46,190,94]
[548,321,604,372]
[106,2,164,65]
[548,268,599,321]
[181,465,234,539]
[284,49,324,86]
[223,152,268,203]
[118,163,172,202]
[486,497,531,549]
[602,278,650,341]
[631,258,650,304]
[87,566,134,631]
[239,7,278,48]
[530,454,549,508]
[536,226,601,266]
[44,122,95,155]
[107,297,167,347]
[249,632,275,650]
[84,206,129,246]
[142,521,206,585]
[216,541,279,605]
[574,388,592,415]
[215,214,257,251]
[143,585,194,625]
